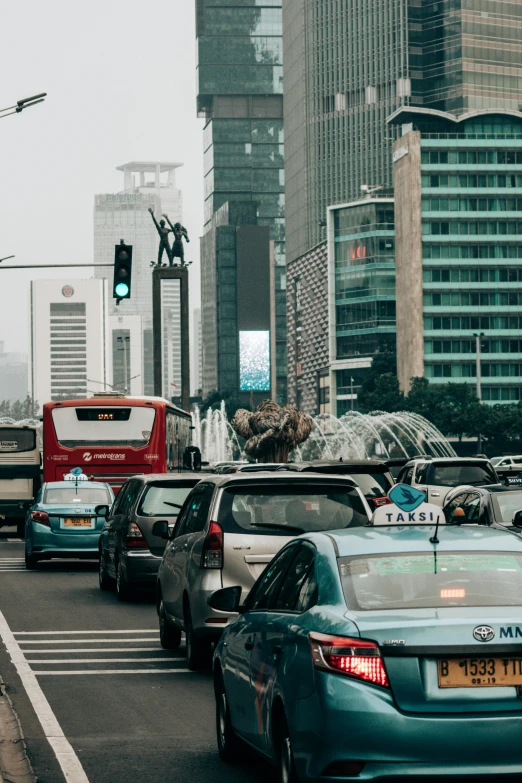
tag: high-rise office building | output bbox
[94,161,183,395]
[192,308,202,396]
[0,343,28,403]
[283,0,522,265]
[29,280,110,405]
[196,0,287,402]
[393,109,522,405]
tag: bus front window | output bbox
[51,408,156,448]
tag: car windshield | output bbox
[430,463,496,487]
[492,492,522,525]
[137,482,196,517]
[346,472,392,499]
[218,484,369,536]
[44,486,112,504]
[339,551,522,610]
[0,428,36,452]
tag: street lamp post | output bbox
[0,93,47,120]
[473,332,485,451]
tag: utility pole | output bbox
[117,336,130,394]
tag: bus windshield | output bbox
[0,428,36,453]
[51,407,156,448]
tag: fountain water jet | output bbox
[192,407,456,463]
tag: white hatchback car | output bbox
[396,457,499,507]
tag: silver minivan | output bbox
[155,472,372,669]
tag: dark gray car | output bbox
[98,473,210,600]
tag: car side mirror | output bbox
[207,586,243,613]
[152,520,170,540]
[95,505,110,517]
[512,510,522,528]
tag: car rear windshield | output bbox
[339,551,522,610]
[137,482,197,517]
[347,472,392,499]
[218,484,369,536]
[44,486,112,504]
[430,463,496,487]
[492,492,522,525]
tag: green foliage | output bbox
[0,395,39,420]
[358,353,405,413]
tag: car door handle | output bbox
[244,638,254,651]
[431,492,440,497]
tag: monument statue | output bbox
[232,399,314,463]
[148,208,173,266]
[163,214,190,265]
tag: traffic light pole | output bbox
[152,266,190,412]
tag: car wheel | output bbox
[25,550,39,569]
[216,672,242,762]
[16,519,25,540]
[116,559,133,601]
[159,599,182,649]
[275,711,299,783]
[185,604,212,670]
[98,550,113,591]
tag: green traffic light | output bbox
[115,282,129,297]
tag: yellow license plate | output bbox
[438,657,522,688]
[63,517,91,527]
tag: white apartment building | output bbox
[93,161,184,395]
[29,279,111,406]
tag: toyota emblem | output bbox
[473,625,495,643]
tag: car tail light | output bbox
[31,510,50,526]
[310,632,389,688]
[201,521,223,569]
[125,522,149,549]
[372,496,392,508]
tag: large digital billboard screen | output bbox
[239,331,270,392]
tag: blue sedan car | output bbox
[25,480,114,568]
[211,525,522,780]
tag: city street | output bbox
[0,529,268,783]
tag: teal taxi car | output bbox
[25,479,114,568]
[211,524,522,781]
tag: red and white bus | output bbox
[42,394,192,491]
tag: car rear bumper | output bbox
[121,550,161,585]
[29,524,101,555]
[290,672,522,780]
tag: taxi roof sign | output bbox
[71,467,83,476]
[371,482,442,526]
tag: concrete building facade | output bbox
[93,161,183,395]
[393,109,522,404]
[29,279,110,406]
[286,242,329,415]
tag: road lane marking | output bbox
[20,636,158,644]
[33,669,192,675]
[26,657,182,663]
[0,610,89,783]
[22,647,165,653]
[15,629,159,635]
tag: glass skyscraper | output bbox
[196,0,287,403]
[284,0,522,264]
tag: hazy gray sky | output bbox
[0,0,203,354]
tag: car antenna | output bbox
[430,513,441,545]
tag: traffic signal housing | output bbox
[113,241,133,300]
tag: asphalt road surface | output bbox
[0,528,269,783]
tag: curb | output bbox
[0,677,35,783]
